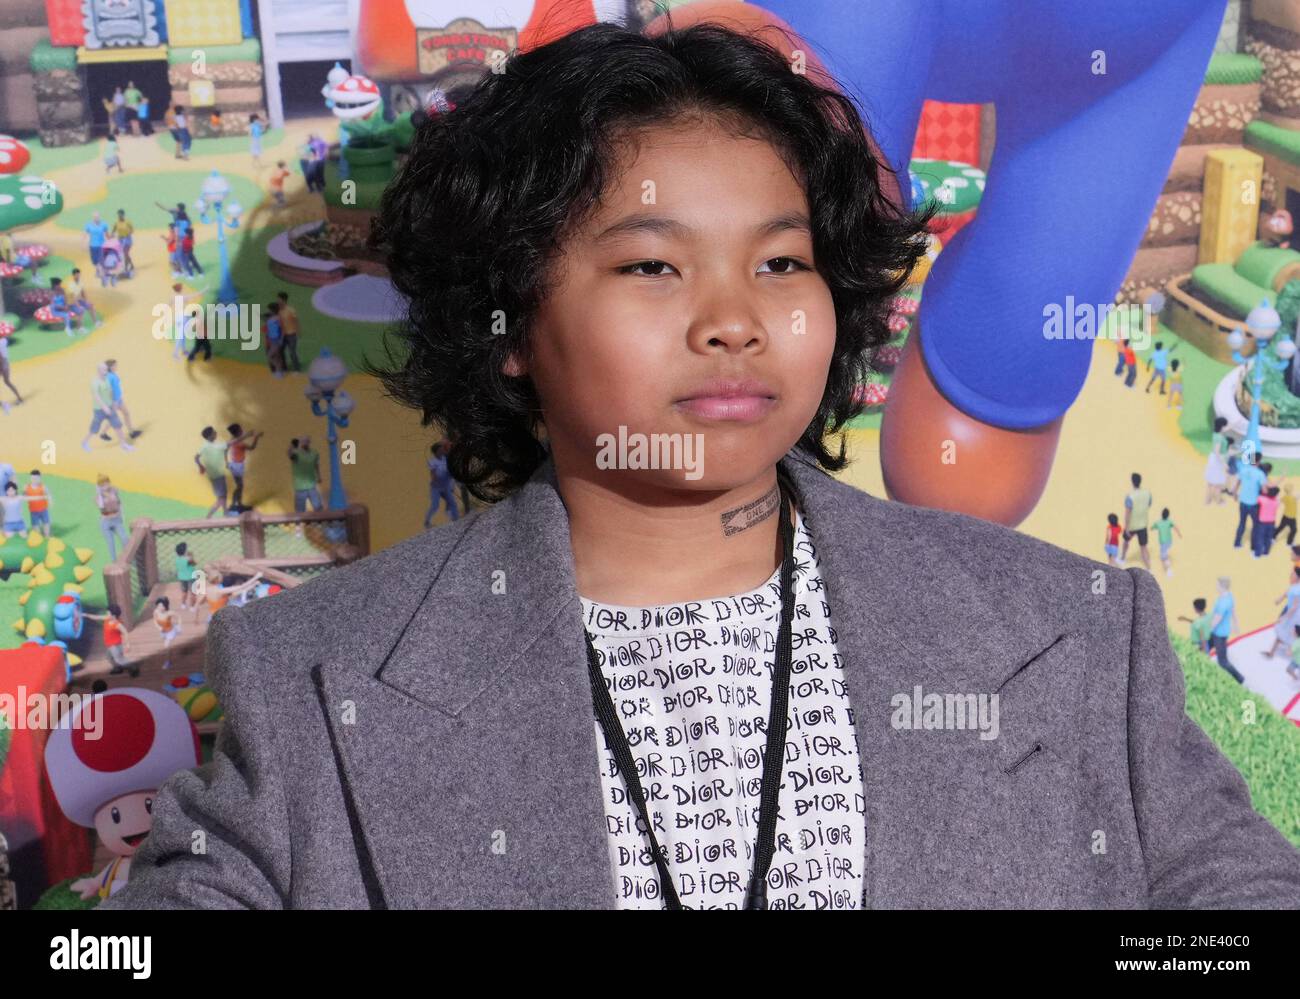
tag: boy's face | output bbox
[517,122,836,492]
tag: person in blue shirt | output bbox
[249,113,264,168]
[423,441,460,528]
[154,201,190,237]
[136,95,152,135]
[1233,453,1271,549]
[100,359,141,441]
[1145,340,1171,394]
[83,211,109,270]
[1209,577,1244,684]
[1266,565,1300,661]
[265,301,286,377]
[47,276,86,335]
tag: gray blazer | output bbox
[101,448,1300,909]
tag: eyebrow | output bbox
[592,211,812,243]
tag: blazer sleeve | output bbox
[97,607,292,910]
[1126,566,1300,908]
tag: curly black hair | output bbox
[367,19,936,502]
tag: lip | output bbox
[676,378,777,402]
[675,396,776,421]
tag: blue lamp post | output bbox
[305,347,356,540]
[194,170,242,306]
[1228,299,1296,462]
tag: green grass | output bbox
[200,223,394,372]
[0,473,204,652]
[21,140,102,176]
[0,254,110,362]
[54,170,268,235]
[1172,633,1300,848]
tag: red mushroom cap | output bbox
[0,135,31,175]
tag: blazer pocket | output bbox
[983,631,1090,905]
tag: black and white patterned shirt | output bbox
[580,508,867,910]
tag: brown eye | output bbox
[759,257,808,275]
[618,260,676,277]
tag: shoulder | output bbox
[797,463,1126,632]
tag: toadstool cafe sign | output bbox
[417,18,516,74]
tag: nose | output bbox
[687,288,768,355]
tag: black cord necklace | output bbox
[583,475,798,910]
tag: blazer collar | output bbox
[357,447,1064,704]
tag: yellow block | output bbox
[163,0,243,47]
[1200,148,1264,265]
[188,79,216,107]
[76,45,167,65]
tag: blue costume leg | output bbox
[760,0,1227,429]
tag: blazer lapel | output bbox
[784,454,1085,908]
[315,458,614,909]
[317,450,1079,909]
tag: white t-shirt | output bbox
[580,507,867,910]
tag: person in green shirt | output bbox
[174,540,200,617]
[1151,506,1183,578]
[123,81,143,135]
[80,363,132,451]
[195,425,229,518]
[289,435,323,514]
[1121,471,1153,569]
[1178,597,1212,655]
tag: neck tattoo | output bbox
[720,484,780,537]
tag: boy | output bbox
[249,113,264,167]
[112,209,135,277]
[264,301,285,376]
[226,424,264,513]
[103,135,123,174]
[101,359,141,440]
[83,604,138,677]
[1151,506,1182,577]
[180,226,202,277]
[1166,358,1183,409]
[175,542,199,616]
[288,436,323,519]
[24,469,51,538]
[196,426,230,518]
[152,596,182,671]
[270,161,290,208]
[1177,597,1213,655]
[68,268,105,324]
[1256,485,1282,558]
[1145,339,1169,393]
[276,291,301,371]
[81,363,133,452]
[95,474,128,561]
[163,224,182,279]
[48,277,87,335]
[1290,624,1300,682]
[0,481,30,538]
